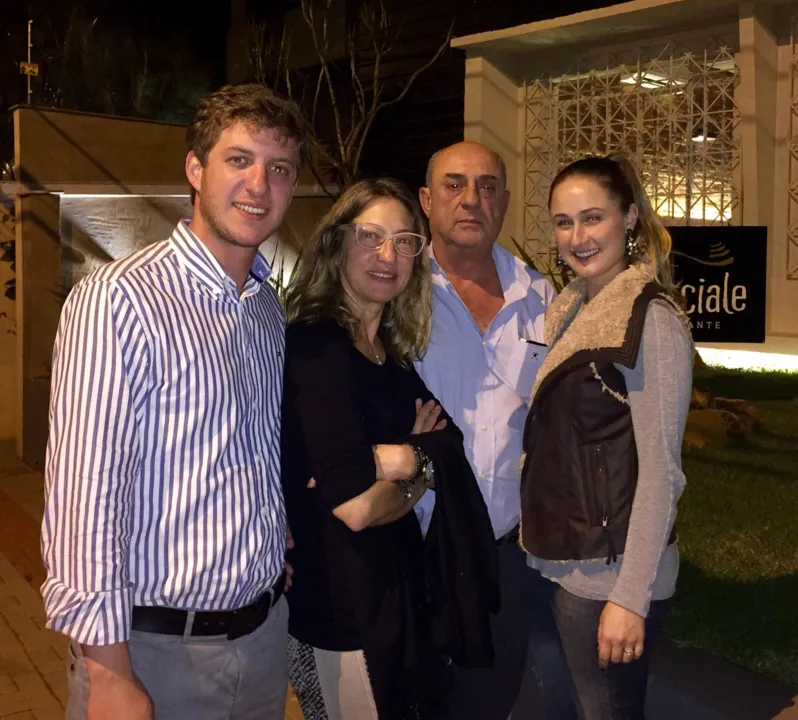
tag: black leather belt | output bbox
[496,525,520,547]
[131,572,285,641]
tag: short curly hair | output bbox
[187,84,307,199]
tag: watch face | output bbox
[423,462,435,483]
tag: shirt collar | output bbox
[428,241,532,305]
[250,252,272,283]
[170,220,271,298]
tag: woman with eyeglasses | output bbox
[281,178,497,720]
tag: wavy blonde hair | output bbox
[284,178,432,364]
[548,154,677,297]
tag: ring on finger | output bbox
[623,649,635,657]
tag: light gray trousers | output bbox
[66,595,289,720]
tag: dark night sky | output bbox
[0,0,628,176]
[0,0,624,161]
[2,0,231,88]
[86,0,231,77]
[2,0,626,99]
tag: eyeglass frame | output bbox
[339,222,428,258]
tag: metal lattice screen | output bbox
[523,36,741,270]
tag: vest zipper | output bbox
[602,513,618,565]
[585,444,601,527]
[596,443,618,565]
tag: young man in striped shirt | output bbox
[41,84,305,720]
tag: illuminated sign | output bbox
[669,226,767,343]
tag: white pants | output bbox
[287,635,379,720]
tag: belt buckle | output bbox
[182,611,197,641]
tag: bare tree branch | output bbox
[371,39,382,111]
[278,26,292,92]
[305,142,339,200]
[246,19,293,93]
[376,20,452,113]
[348,30,366,121]
[375,3,395,57]
[246,0,453,194]
[352,21,453,177]
[301,0,347,170]
[310,66,324,127]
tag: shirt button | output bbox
[481,425,488,431]
[481,381,488,388]
[480,472,487,479]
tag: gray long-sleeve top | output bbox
[527,301,693,618]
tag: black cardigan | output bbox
[411,429,500,669]
[282,318,497,719]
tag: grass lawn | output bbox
[665,368,798,687]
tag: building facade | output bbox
[455,0,798,347]
[9,106,326,466]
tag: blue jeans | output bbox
[445,544,577,720]
[551,583,668,720]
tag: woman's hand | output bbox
[308,400,445,490]
[597,601,645,668]
[308,439,424,488]
[411,398,447,434]
[283,526,294,591]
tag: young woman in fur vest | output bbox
[520,156,694,720]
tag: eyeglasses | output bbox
[341,222,427,258]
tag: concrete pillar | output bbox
[771,4,798,337]
[738,2,785,334]
[463,56,524,254]
[0,193,15,440]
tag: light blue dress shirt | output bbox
[414,243,556,538]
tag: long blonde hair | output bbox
[284,178,432,364]
[548,155,677,297]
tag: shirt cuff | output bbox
[608,580,652,619]
[42,578,133,645]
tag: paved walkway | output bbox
[0,441,795,720]
[0,444,302,720]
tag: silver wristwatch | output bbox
[398,445,434,499]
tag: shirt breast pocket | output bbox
[493,323,547,402]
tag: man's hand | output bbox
[597,601,645,669]
[87,671,153,720]
[83,643,153,720]
[284,526,295,591]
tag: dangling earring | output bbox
[555,254,565,268]
[625,228,641,260]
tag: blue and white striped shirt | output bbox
[41,221,286,645]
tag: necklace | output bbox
[359,330,384,365]
[370,344,384,365]
[361,337,383,365]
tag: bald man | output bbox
[414,142,576,719]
